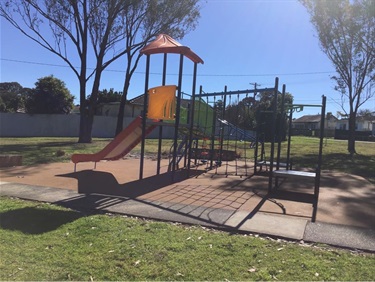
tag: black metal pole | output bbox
[156,54,168,175]
[268,77,279,192]
[312,95,326,222]
[317,95,326,173]
[276,84,286,170]
[219,86,227,166]
[194,86,203,166]
[210,103,217,169]
[172,54,184,180]
[139,55,150,180]
[188,62,198,174]
[286,109,293,170]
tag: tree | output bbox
[301,0,375,154]
[0,82,26,112]
[88,88,122,104]
[225,96,257,130]
[255,91,293,142]
[1,0,200,142]
[357,108,375,121]
[115,0,200,135]
[25,75,74,114]
[88,88,122,114]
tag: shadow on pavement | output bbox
[57,169,205,198]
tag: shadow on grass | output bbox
[0,207,82,234]
[0,142,77,152]
[0,143,75,165]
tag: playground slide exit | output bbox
[71,116,157,170]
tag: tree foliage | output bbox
[357,108,375,120]
[115,0,201,135]
[88,88,122,104]
[0,82,26,112]
[1,0,201,142]
[224,96,257,130]
[301,0,375,154]
[255,91,293,142]
[222,91,294,142]
[25,76,74,114]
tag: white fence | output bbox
[0,113,258,142]
[0,113,176,139]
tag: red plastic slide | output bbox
[71,116,157,171]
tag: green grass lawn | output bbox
[1,197,374,281]
[1,137,374,280]
[1,136,374,182]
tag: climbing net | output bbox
[188,90,259,177]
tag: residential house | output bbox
[95,96,144,117]
[336,116,374,132]
[292,112,338,136]
[95,93,193,120]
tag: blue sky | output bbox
[1,0,374,118]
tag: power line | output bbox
[1,58,336,77]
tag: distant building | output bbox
[95,93,193,119]
[292,112,338,130]
[335,116,374,132]
[95,96,144,118]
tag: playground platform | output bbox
[1,158,374,252]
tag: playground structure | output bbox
[71,34,327,222]
[71,116,157,172]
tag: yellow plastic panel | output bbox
[148,85,177,120]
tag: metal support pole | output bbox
[188,63,198,174]
[139,55,150,180]
[210,104,217,169]
[312,95,326,222]
[156,54,168,175]
[276,84,286,170]
[286,110,293,170]
[218,86,227,166]
[172,54,184,181]
[268,77,279,192]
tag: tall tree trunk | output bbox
[78,112,94,143]
[115,70,131,135]
[115,92,127,135]
[78,76,93,143]
[347,111,356,155]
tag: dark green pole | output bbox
[172,54,184,180]
[188,62,198,174]
[268,77,279,192]
[139,55,150,180]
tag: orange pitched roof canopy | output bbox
[140,34,204,64]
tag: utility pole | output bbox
[250,82,261,100]
[249,82,261,94]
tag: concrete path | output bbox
[1,159,374,252]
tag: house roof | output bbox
[140,34,204,64]
[293,114,321,123]
[128,95,145,106]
